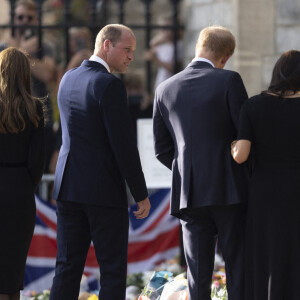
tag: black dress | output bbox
[238,93,300,300]
[0,101,45,294]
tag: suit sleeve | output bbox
[100,79,148,202]
[27,100,46,190]
[227,72,248,132]
[153,91,175,170]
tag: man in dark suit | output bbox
[153,26,248,300]
[50,24,151,300]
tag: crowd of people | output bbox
[0,1,299,300]
[0,0,160,191]
[0,0,94,180]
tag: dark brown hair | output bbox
[0,47,41,133]
[267,50,300,96]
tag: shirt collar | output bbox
[192,57,215,68]
[89,55,111,73]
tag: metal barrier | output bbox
[0,0,183,94]
[39,173,55,201]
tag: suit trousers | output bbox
[180,204,246,300]
[49,201,129,300]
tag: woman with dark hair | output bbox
[231,50,300,300]
[0,47,45,300]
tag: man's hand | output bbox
[133,197,151,219]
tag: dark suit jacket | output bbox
[53,60,148,207]
[153,61,249,217]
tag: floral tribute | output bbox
[21,255,228,300]
[211,267,227,300]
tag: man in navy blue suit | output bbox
[153,26,249,300]
[50,24,151,300]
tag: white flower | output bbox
[165,263,182,274]
[142,271,154,285]
[214,254,225,268]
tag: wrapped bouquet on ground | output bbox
[20,290,50,300]
[138,271,188,300]
[211,266,227,300]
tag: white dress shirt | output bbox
[192,57,215,68]
[89,55,111,73]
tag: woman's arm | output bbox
[231,139,251,164]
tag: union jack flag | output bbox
[24,189,180,292]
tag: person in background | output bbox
[0,47,45,300]
[49,24,150,300]
[66,27,93,71]
[124,72,153,138]
[124,72,153,207]
[153,25,249,300]
[144,14,183,90]
[231,49,300,300]
[57,27,93,83]
[0,0,56,174]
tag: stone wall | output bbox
[183,0,300,96]
[0,0,10,41]
[183,0,235,64]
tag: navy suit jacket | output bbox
[153,61,249,217]
[53,60,148,207]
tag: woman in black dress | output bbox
[231,50,300,300]
[0,48,45,300]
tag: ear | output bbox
[103,39,111,52]
[220,55,231,66]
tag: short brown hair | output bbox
[95,24,134,50]
[15,0,37,11]
[196,26,236,59]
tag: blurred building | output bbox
[105,0,300,96]
[183,0,300,96]
[1,0,299,96]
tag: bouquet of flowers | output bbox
[139,271,173,299]
[20,290,50,300]
[138,271,188,300]
[211,267,227,300]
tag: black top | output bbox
[238,93,300,168]
[0,100,45,188]
[238,92,300,300]
[0,100,45,293]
